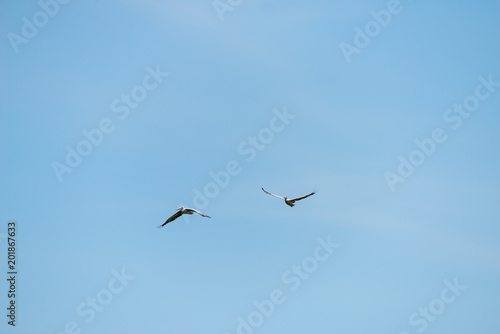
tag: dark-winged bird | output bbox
[158,207,211,227]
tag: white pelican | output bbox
[261,188,315,207]
[158,207,211,227]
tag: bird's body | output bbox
[158,207,211,227]
[284,198,297,207]
[261,188,315,207]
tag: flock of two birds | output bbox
[158,188,316,227]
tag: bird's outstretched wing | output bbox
[158,210,183,228]
[189,209,211,219]
[262,188,284,199]
[290,192,315,202]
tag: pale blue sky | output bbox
[1,1,499,333]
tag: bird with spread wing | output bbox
[261,188,315,207]
[158,207,211,227]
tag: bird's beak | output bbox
[176,207,182,210]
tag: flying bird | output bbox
[261,188,315,207]
[158,207,211,227]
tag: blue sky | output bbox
[1,0,499,333]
